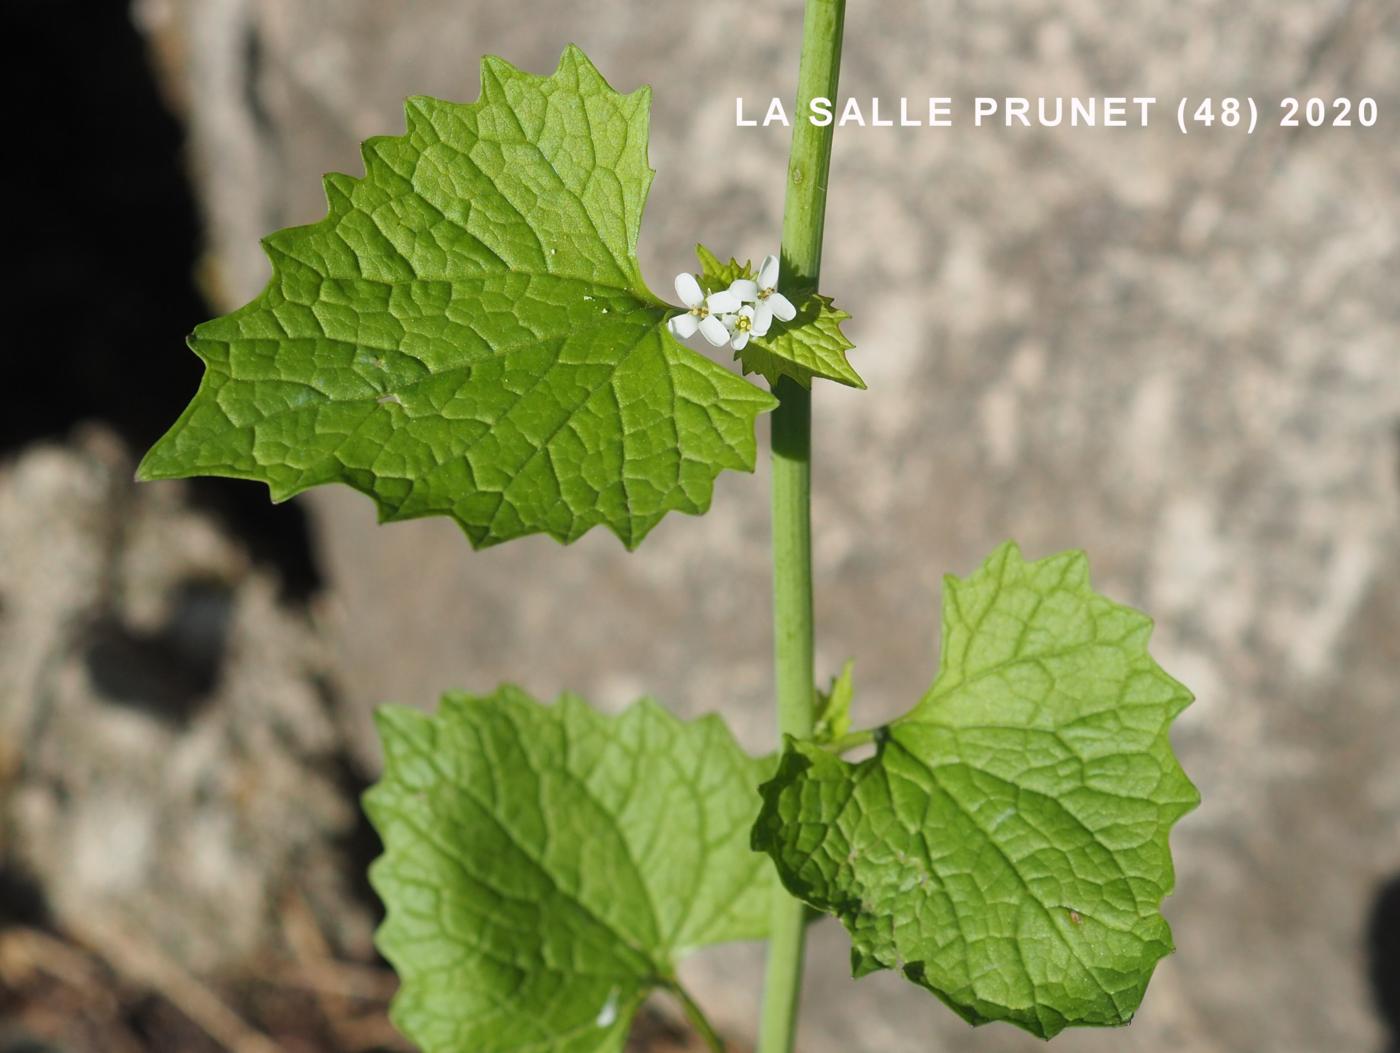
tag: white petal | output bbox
[731,331,750,351]
[768,291,797,322]
[668,313,700,338]
[699,314,731,346]
[728,278,758,302]
[752,301,773,336]
[675,272,704,308]
[707,289,741,314]
[758,254,780,290]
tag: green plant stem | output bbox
[759,2,846,1052]
[669,981,726,1053]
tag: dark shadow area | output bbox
[0,1036,64,1053]
[2,0,321,603]
[81,580,233,721]
[0,865,51,929]
[123,994,222,1053]
[330,748,389,933]
[1370,873,1400,1053]
[0,14,399,1051]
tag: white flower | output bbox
[726,276,759,303]
[667,272,742,347]
[748,254,796,334]
[723,304,767,351]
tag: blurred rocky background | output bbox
[2,0,1397,1050]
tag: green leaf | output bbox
[813,659,854,744]
[365,686,781,1053]
[694,245,864,390]
[752,542,1198,1038]
[693,244,754,294]
[139,47,777,550]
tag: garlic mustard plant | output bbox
[137,2,1197,1050]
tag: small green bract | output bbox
[140,47,776,549]
[812,659,855,744]
[365,687,782,1053]
[752,543,1198,1038]
[695,245,863,389]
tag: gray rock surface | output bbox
[132,0,1399,1049]
[0,428,372,979]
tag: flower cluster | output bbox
[666,254,797,351]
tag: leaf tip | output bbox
[851,946,883,978]
[369,702,423,743]
[479,52,515,80]
[991,537,1025,565]
[557,42,593,74]
[134,435,188,485]
[556,43,636,100]
[132,450,163,484]
[694,242,722,270]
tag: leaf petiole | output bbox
[665,979,727,1053]
[819,727,878,755]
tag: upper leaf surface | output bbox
[752,542,1198,1038]
[365,686,781,1053]
[139,47,776,549]
[695,245,863,390]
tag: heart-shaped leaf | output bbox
[140,48,776,549]
[753,543,1198,1037]
[366,686,782,1052]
